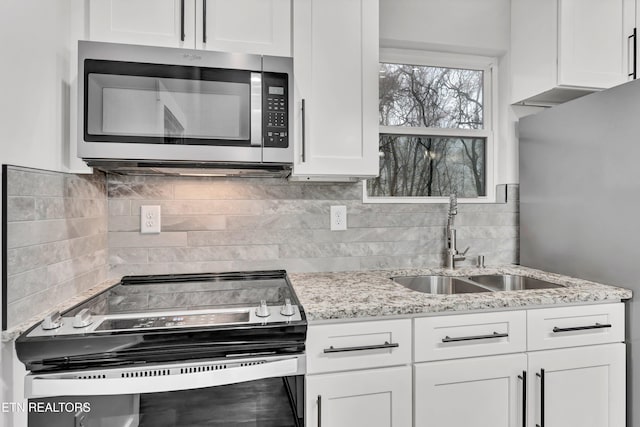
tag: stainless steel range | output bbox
[16,270,306,427]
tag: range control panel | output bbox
[263,72,289,148]
[27,305,303,337]
[95,312,250,331]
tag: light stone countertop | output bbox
[289,265,633,322]
[3,265,632,341]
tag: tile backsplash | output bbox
[107,175,518,278]
[4,166,108,328]
[4,168,518,327]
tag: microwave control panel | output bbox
[263,72,289,148]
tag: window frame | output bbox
[363,49,498,204]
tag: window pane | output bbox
[379,63,484,129]
[367,135,486,198]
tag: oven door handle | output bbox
[26,357,300,398]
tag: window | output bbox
[364,50,496,203]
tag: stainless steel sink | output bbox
[467,274,565,291]
[392,276,491,294]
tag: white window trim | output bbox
[363,48,499,204]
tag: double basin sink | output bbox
[392,274,564,295]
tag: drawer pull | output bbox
[552,323,612,333]
[323,341,399,354]
[442,331,508,343]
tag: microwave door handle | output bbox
[251,72,262,147]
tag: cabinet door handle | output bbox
[317,395,322,427]
[202,0,207,43]
[441,331,508,343]
[536,369,545,427]
[552,323,611,333]
[301,99,306,162]
[323,341,399,354]
[180,0,185,42]
[518,371,527,427]
[629,28,637,79]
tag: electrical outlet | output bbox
[330,205,347,231]
[140,205,161,234]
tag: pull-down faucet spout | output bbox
[446,194,468,269]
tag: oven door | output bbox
[26,355,305,427]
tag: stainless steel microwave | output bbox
[77,41,293,176]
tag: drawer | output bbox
[527,303,625,351]
[414,311,527,362]
[306,319,412,374]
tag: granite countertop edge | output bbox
[289,265,633,322]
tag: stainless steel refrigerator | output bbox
[519,78,640,426]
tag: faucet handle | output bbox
[460,246,470,256]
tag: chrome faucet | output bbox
[446,194,469,269]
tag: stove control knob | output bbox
[256,300,271,318]
[73,309,93,328]
[42,311,63,330]
[280,298,295,316]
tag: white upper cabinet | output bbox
[558,0,634,87]
[511,0,635,105]
[90,0,195,48]
[89,0,291,56]
[291,0,379,180]
[196,0,291,56]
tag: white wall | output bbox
[0,2,82,425]
[1,0,71,172]
[379,0,519,185]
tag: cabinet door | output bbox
[528,343,625,427]
[414,354,527,427]
[306,366,411,427]
[195,0,291,56]
[292,0,379,179]
[558,0,635,88]
[89,0,195,48]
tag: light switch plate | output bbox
[140,205,161,234]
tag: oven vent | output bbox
[180,364,229,374]
[121,369,171,378]
[76,374,107,379]
[239,360,267,367]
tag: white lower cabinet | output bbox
[414,354,527,427]
[305,303,626,426]
[413,343,626,427]
[305,366,412,427]
[527,343,626,427]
